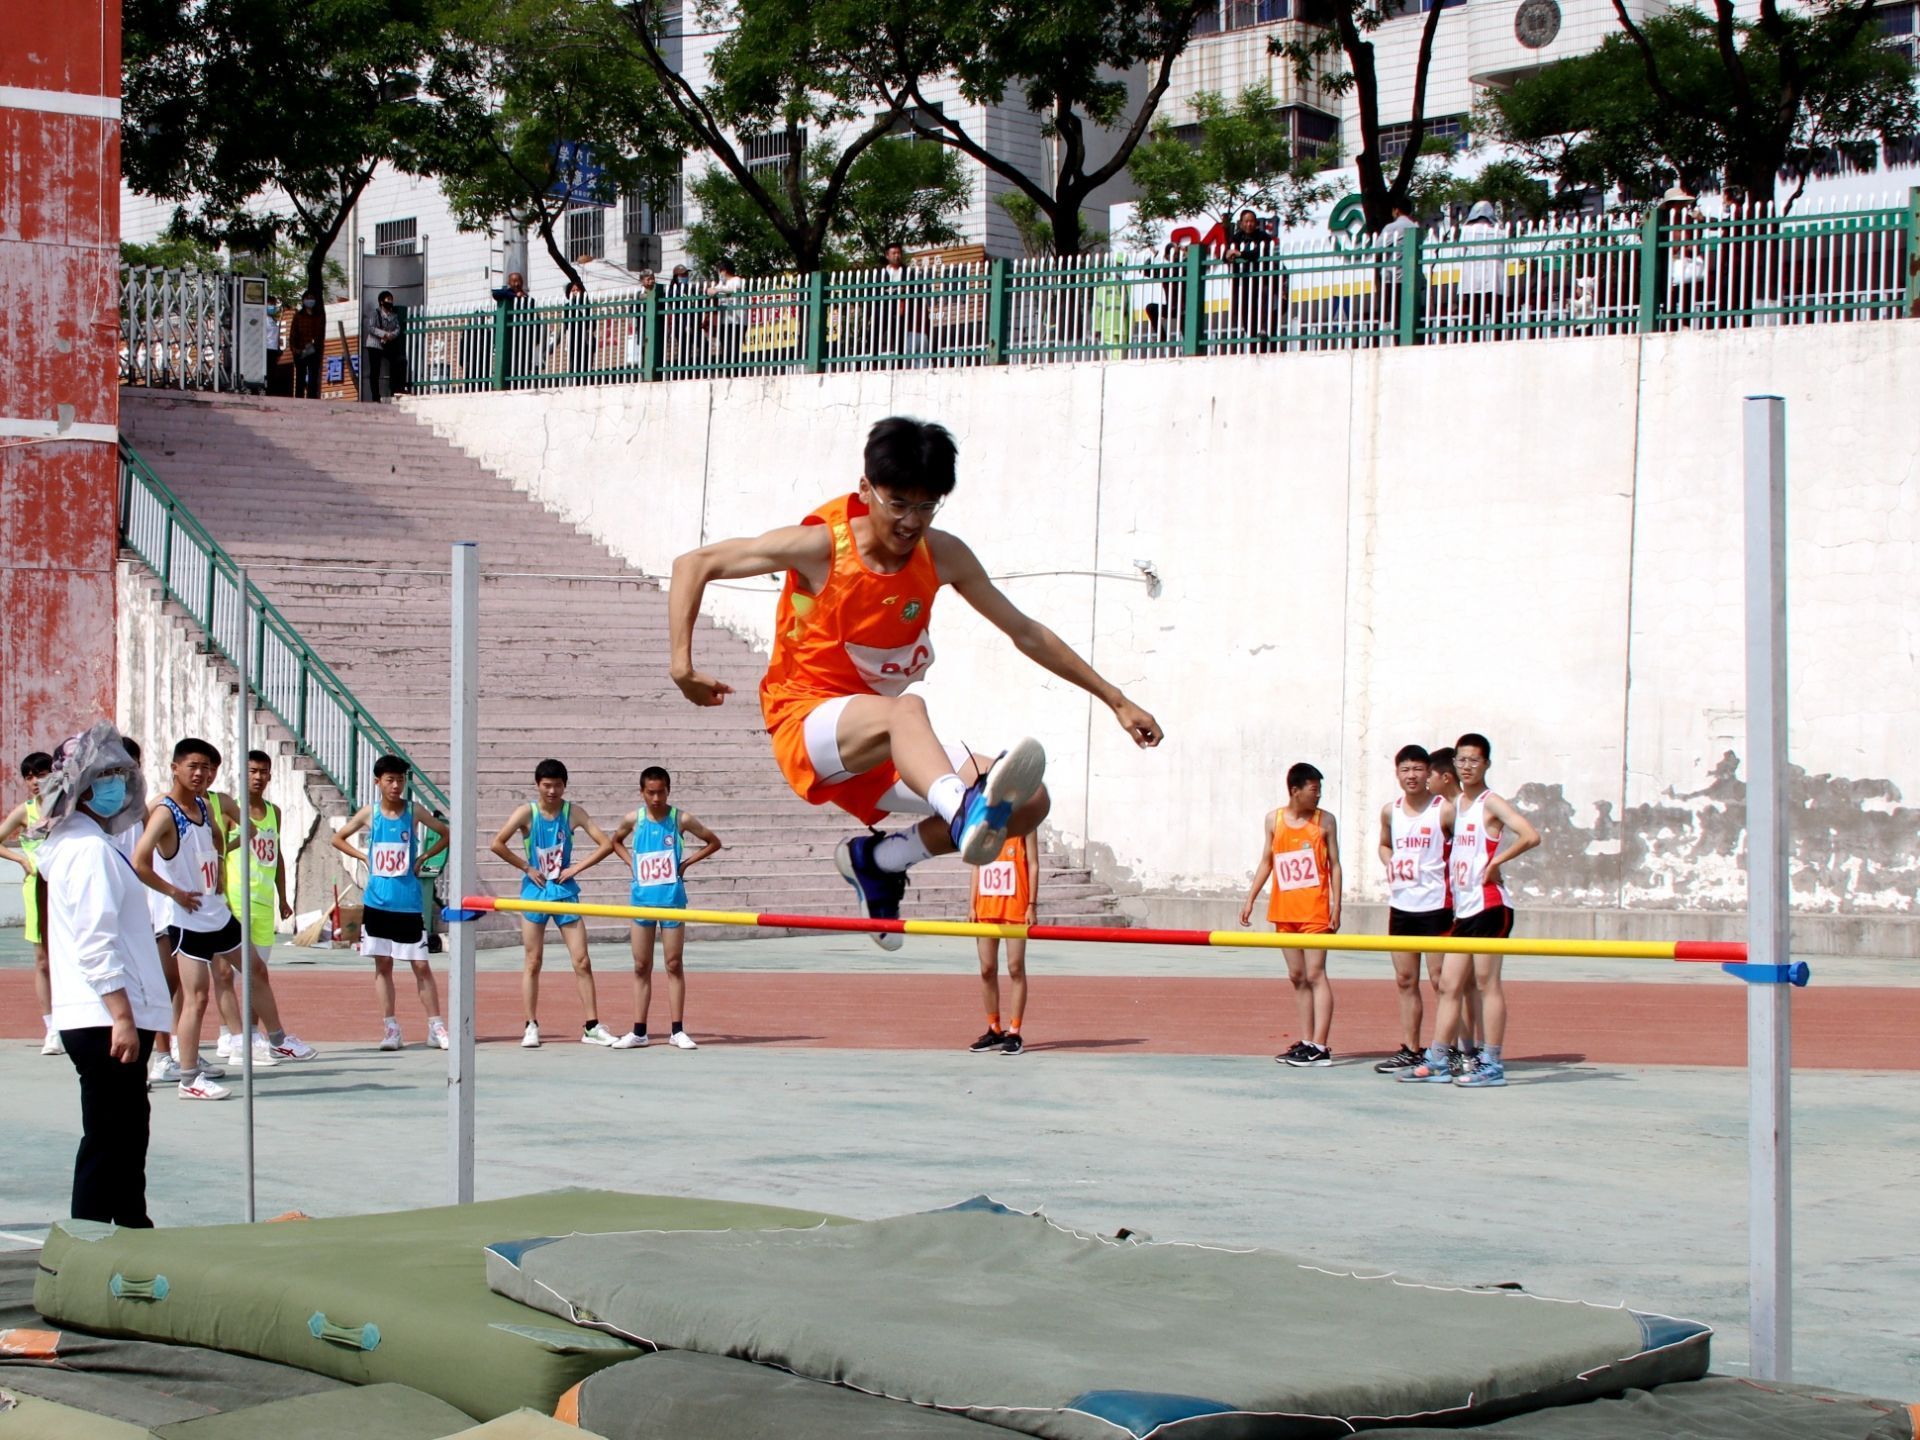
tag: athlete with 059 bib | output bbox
[669,417,1161,949]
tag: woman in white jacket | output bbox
[35,724,170,1228]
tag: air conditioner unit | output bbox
[627,233,663,272]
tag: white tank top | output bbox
[1450,791,1510,920]
[157,797,234,932]
[1387,794,1450,913]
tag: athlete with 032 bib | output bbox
[668,417,1162,949]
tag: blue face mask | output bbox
[86,777,129,817]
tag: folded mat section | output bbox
[147,1383,471,1440]
[0,1388,148,1440]
[34,1191,844,1422]
[572,1351,1015,1438]
[486,1201,1711,1439]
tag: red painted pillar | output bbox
[0,0,121,778]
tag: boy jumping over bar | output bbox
[668,417,1161,949]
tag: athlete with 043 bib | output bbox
[669,417,1162,948]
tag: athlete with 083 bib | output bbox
[668,417,1162,949]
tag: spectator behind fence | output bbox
[1376,203,1422,344]
[490,271,536,388]
[880,242,929,364]
[1224,209,1280,352]
[1657,185,1706,331]
[364,289,404,401]
[1457,201,1504,340]
[290,291,325,398]
[706,258,747,368]
[262,298,285,395]
[36,724,169,1228]
[563,279,599,381]
[627,269,657,372]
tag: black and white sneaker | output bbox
[969,1028,1006,1053]
[1373,1045,1423,1074]
[1000,1032,1024,1056]
[1286,1044,1334,1068]
[1275,1041,1312,1065]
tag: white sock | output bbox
[874,828,934,873]
[430,1016,444,1027]
[926,773,967,824]
[43,1014,55,1032]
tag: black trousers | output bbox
[294,352,322,398]
[61,1026,157,1228]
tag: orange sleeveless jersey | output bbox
[1266,809,1333,929]
[971,833,1033,923]
[760,493,941,822]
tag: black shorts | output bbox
[363,906,426,946]
[1388,907,1454,939]
[168,916,243,962]
[1451,905,1515,942]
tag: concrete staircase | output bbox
[117,389,1127,939]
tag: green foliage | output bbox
[120,233,345,301]
[1480,4,1918,206]
[996,193,1055,257]
[1126,84,1343,245]
[685,138,971,274]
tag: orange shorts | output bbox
[1271,920,1334,935]
[769,710,901,827]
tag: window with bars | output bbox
[622,175,685,236]
[1378,114,1467,161]
[1191,0,1290,30]
[374,218,418,256]
[565,204,605,262]
[743,128,807,175]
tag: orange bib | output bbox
[971,833,1032,923]
[1266,809,1332,927]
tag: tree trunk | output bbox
[533,206,585,292]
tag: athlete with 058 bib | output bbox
[669,417,1162,947]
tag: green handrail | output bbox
[117,441,449,817]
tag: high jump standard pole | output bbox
[1744,395,1791,1381]
[449,542,479,1204]
[238,566,255,1223]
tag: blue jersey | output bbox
[520,802,580,903]
[629,806,686,909]
[363,803,421,914]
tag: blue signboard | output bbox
[550,140,611,208]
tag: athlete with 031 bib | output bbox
[669,417,1162,949]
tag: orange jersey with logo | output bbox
[1266,809,1332,927]
[759,492,941,735]
[971,833,1033,923]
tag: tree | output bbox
[1126,83,1343,247]
[123,0,472,301]
[430,0,683,290]
[1482,6,1916,207]
[899,0,1214,257]
[683,137,971,273]
[120,233,345,301]
[1272,0,1452,232]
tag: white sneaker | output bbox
[178,1075,232,1101]
[378,1023,404,1052]
[150,1052,181,1084]
[271,1034,318,1060]
[581,1023,617,1047]
[668,1030,698,1050]
[521,1021,542,1049]
[610,1030,649,1049]
[428,1019,450,1050]
[216,1033,237,1062]
[193,1057,227,1079]
[41,1030,64,1056]
[247,1038,280,1068]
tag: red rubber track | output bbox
[5,971,1914,1068]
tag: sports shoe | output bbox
[834,833,906,953]
[611,1030,650,1049]
[41,1029,64,1057]
[1274,1041,1312,1065]
[1000,1032,1025,1056]
[953,738,1047,866]
[1451,1047,1478,1079]
[270,1034,318,1061]
[1455,1059,1507,1088]
[1286,1043,1333,1068]
[192,1057,226,1079]
[428,1019,451,1051]
[1397,1054,1456,1083]
[969,1028,1006,1053]
[216,1033,237,1061]
[178,1075,232,1101]
[245,1038,280,1068]
[582,1023,617,1047]
[522,1021,542,1049]
[668,1030,698,1050]
[1373,1045,1423,1074]
[150,1052,181,1084]
[378,1022,404,1052]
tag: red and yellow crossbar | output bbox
[456,896,1747,963]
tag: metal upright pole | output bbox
[448,543,479,1204]
[237,568,256,1223]
[1742,395,1792,1380]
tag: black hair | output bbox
[640,765,671,789]
[534,758,569,784]
[864,416,957,500]
[1455,732,1492,762]
[1286,762,1323,792]
[373,754,411,779]
[1394,744,1430,767]
[1428,747,1457,777]
[20,752,53,778]
[378,290,394,303]
[122,739,142,763]
[247,749,271,767]
[173,737,221,765]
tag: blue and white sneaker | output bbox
[952,737,1047,866]
[1396,1051,1456,1083]
[1455,1059,1507,1088]
[835,832,906,952]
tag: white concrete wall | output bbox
[406,319,1920,920]
[114,562,327,926]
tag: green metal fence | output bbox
[401,192,1919,394]
[118,443,448,816]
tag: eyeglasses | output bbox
[867,488,943,519]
